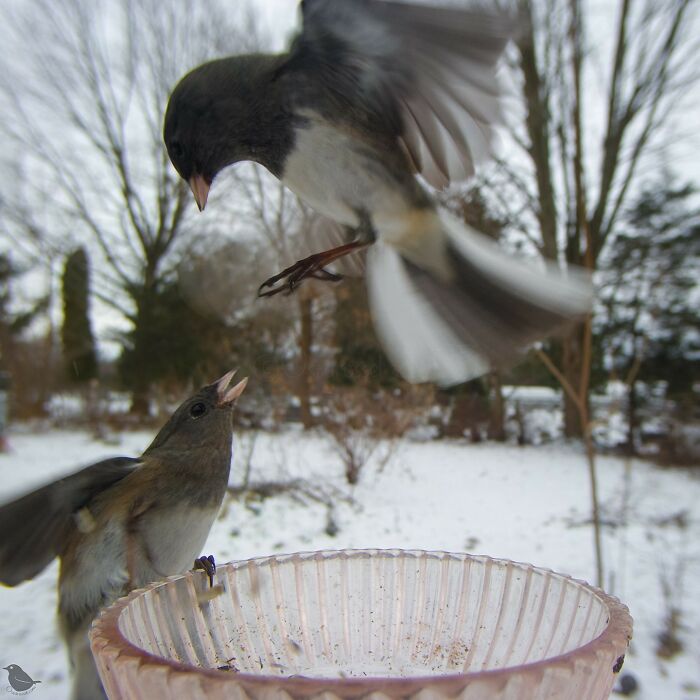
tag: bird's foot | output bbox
[194,554,216,587]
[258,241,368,298]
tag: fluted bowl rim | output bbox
[90,548,633,695]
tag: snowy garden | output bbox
[0,0,699,699]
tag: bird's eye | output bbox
[189,402,207,419]
[170,140,184,158]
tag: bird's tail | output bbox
[366,210,592,386]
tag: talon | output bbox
[309,269,343,283]
[194,554,217,587]
[257,241,367,299]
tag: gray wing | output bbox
[288,0,516,188]
[0,457,140,587]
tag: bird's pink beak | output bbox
[215,370,248,407]
[189,174,210,212]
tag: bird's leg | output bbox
[193,554,217,587]
[258,211,375,298]
[125,531,139,590]
[257,241,368,297]
[354,210,377,244]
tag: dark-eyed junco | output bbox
[0,371,247,700]
[163,0,592,386]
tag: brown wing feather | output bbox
[0,458,139,586]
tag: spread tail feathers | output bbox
[366,212,592,386]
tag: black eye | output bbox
[170,140,184,158]
[189,402,207,419]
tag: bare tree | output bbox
[228,165,340,429]
[477,0,698,586]
[0,0,260,411]
[487,0,697,432]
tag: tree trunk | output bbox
[298,295,314,430]
[129,391,150,416]
[127,279,156,416]
[488,371,506,442]
[562,326,585,438]
[627,379,638,455]
[445,394,468,439]
[446,390,488,442]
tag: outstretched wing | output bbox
[0,457,140,586]
[287,0,516,188]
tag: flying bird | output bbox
[164,0,591,385]
[0,372,247,700]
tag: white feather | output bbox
[438,211,594,316]
[366,241,489,385]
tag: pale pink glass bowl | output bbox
[90,549,632,700]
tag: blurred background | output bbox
[0,0,698,698]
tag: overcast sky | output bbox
[256,0,299,46]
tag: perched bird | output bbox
[0,371,247,700]
[3,664,42,692]
[164,0,592,386]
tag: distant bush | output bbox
[653,422,700,469]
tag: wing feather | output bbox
[0,457,140,586]
[291,0,517,187]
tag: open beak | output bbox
[189,174,210,212]
[215,370,248,407]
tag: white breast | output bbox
[59,505,221,625]
[282,112,411,229]
[59,519,130,622]
[141,506,219,578]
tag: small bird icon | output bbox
[3,664,41,692]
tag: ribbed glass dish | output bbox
[91,549,632,700]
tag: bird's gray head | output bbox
[144,370,247,455]
[164,55,283,211]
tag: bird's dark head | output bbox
[164,54,285,211]
[144,370,247,455]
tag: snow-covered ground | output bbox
[1,428,699,699]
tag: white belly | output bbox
[59,506,220,625]
[141,506,218,577]
[281,113,411,229]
